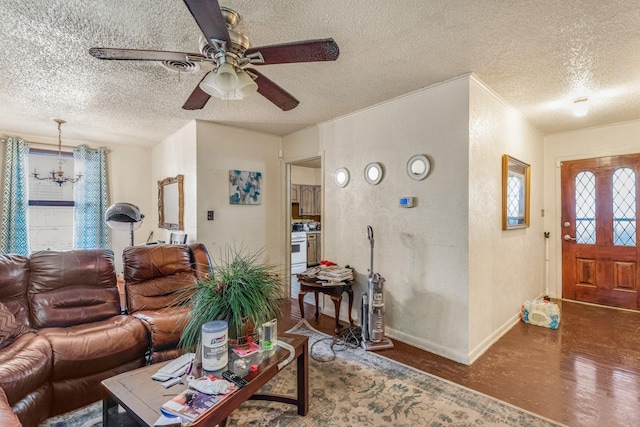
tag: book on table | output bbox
[160,387,233,422]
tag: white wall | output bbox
[282,126,321,161]
[283,75,546,364]
[467,77,545,362]
[106,142,153,272]
[151,120,197,243]
[194,121,285,269]
[291,165,321,185]
[543,119,640,299]
[318,76,473,362]
[0,130,153,273]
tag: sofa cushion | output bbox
[38,315,147,381]
[0,387,21,427]
[123,245,197,313]
[0,303,30,350]
[28,250,120,328]
[0,333,52,405]
[0,254,31,329]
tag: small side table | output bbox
[297,276,354,333]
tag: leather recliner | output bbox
[29,250,149,416]
[123,244,200,364]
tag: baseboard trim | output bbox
[467,311,521,364]
[387,326,470,364]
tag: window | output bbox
[612,167,636,246]
[28,149,75,250]
[575,171,596,244]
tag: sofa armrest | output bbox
[0,388,21,427]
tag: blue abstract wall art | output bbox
[229,170,262,205]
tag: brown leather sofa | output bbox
[0,244,210,427]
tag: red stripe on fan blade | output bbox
[183,0,232,46]
[246,38,339,64]
[182,76,211,110]
[89,47,204,62]
[247,68,299,111]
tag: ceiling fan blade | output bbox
[183,0,232,46]
[247,68,299,111]
[246,38,339,65]
[89,47,204,62]
[182,75,211,110]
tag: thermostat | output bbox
[399,197,415,208]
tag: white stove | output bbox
[291,231,307,266]
[291,232,316,305]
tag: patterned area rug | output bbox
[42,320,564,426]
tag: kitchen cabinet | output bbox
[299,185,321,215]
[307,232,321,266]
[291,184,300,203]
[316,233,322,264]
[313,185,322,214]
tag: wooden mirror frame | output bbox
[158,174,184,230]
[502,155,530,230]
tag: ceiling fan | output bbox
[89,0,339,111]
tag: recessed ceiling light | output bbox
[573,98,589,117]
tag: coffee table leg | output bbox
[297,338,309,415]
[314,291,320,319]
[102,397,111,425]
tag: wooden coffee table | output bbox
[102,333,308,426]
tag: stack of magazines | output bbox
[160,385,233,423]
[316,266,353,282]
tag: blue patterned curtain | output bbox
[1,138,30,255]
[73,146,110,249]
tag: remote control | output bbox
[222,370,248,388]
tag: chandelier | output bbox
[32,119,82,186]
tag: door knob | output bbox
[564,234,576,241]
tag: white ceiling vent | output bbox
[161,60,200,73]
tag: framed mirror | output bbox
[158,174,184,230]
[364,162,384,185]
[334,167,350,187]
[502,155,530,230]
[406,154,431,180]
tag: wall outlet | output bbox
[207,210,214,220]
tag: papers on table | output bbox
[151,353,194,381]
[299,265,353,283]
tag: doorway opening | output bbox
[286,156,322,308]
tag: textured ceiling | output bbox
[1,0,640,147]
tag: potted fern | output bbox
[179,245,283,351]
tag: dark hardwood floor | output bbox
[278,298,640,427]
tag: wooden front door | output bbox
[561,154,640,310]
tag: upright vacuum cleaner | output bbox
[361,226,394,351]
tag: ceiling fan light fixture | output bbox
[215,62,238,91]
[199,71,223,97]
[573,98,589,117]
[236,69,258,97]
